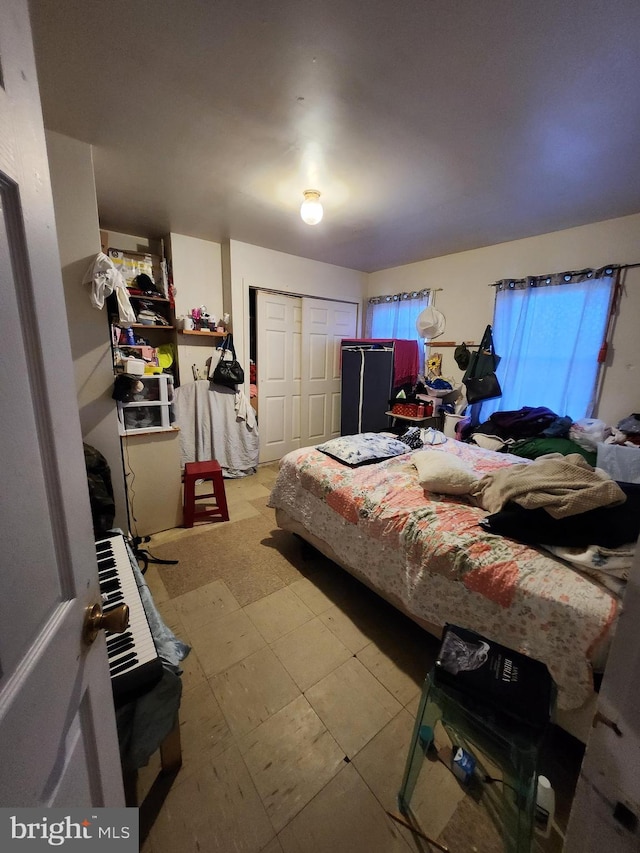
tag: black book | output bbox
[433,624,554,731]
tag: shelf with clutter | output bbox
[387,351,464,438]
[111,326,177,381]
[175,307,230,336]
[105,244,180,385]
[83,240,183,535]
[174,307,232,382]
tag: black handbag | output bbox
[212,334,244,388]
[463,325,502,403]
[464,372,502,404]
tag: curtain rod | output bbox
[487,263,640,287]
[367,287,442,305]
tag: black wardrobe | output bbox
[340,340,395,435]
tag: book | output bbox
[433,624,554,731]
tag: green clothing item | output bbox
[508,437,597,467]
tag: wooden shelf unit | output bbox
[129,323,175,330]
[178,329,227,338]
[128,294,170,303]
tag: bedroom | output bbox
[2,0,640,851]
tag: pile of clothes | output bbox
[465,406,640,465]
[463,407,640,594]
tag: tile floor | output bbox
[136,463,583,852]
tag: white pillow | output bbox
[413,450,479,495]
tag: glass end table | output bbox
[398,671,549,852]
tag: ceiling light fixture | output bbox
[300,189,323,225]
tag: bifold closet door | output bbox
[300,298,357,447]
[257,290,302,462]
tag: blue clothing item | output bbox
[426,378,453,391]
[113,531,191,770]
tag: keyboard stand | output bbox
[123,711,182,842]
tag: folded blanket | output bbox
[543,543,634,597]
[544,543,634,579]
[471,452,626,518]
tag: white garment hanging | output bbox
[234,388,257,430]
[83,252,136,324]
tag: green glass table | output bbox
[398,671,548,852]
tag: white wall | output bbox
[227,240,368,378]
[565,542,640,852]
[45,131,127,530]
[168,233,224,381]
[368,214,640,425]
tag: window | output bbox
[481,267,616,421]
[367,290,431,372]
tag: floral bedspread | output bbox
[268,440,619,711]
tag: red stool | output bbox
[183,460,229,528]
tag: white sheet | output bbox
[173,380,259,478]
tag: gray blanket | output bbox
[173,379,259,478]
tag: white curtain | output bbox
[481,268,616,421]
[367,290,431,372]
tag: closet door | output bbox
[300,299,358,447]
[257,291,301,462]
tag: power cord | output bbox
[435,752,519,796]
[127,534,179,575]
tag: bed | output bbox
[268,436,621,741]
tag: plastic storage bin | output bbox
[443,412,464,438]
[117,374,174,435]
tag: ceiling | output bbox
[29,0,640,273]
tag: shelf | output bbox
[119,426,181,437]
[129,323,175,330]
[178,329,226,337]
[127,294,170,303]
[386,411,441,424]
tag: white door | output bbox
[0,0,123,807]
[300,299,358,447]
[257,291,302,462]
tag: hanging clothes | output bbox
[83,251,136,324]
[172,380,259,478]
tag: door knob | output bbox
[83,602,129,645]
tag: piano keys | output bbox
[95,532,163,706]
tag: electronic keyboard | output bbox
[95,532,163,706]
